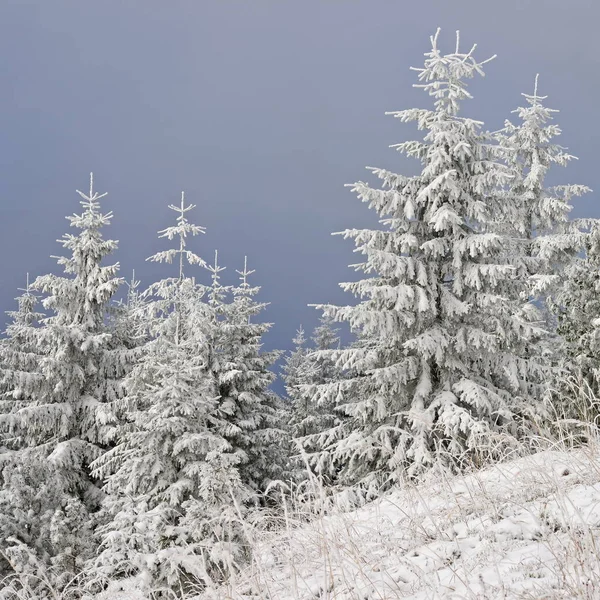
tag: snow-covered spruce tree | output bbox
[109,271,149,353]
[312,317,341,364]
[215,256,286,492]
[27,173,126,476]
[283,326,314,435]
[0,175,126,586]
[0,276,44,453]
[93,195,251,593]
[287,318,341,440]
[282,326,316,480]
[306,319,343,446]
[0,278,71,587]
[285,319,344,482]
[303,30,548,490]
[496,75,590,332]
[554,226,600,417]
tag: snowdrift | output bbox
[98,446,600,599]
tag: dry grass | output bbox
[4,388,600,599]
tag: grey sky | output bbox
[0,0,598,384]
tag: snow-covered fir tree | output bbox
[496,75,590,330]
[284,318,344,482]
[0,278,82,585]
[286,318,341,440]
[312,317,341,364]
[27,174,125,473]
[555,225,600,410]
[109,271,149,353]
[0,275,44,452]
[302,30,549,491]
[215,256,285,492]
[0,174,127,585]
[310,317,342,396]
[93,195,251,592]
[283,326,313,434]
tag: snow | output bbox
[173,447,600,599]
[303,28,558,487]
[1,30,597,600]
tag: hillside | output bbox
[95,444,600,600]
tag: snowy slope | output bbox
[204,448,600,599]
[97,447,600,599]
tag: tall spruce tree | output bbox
[29,174,124,479]
[497,75,590,326]
[215,257,285,492]
[0,276,44,453]
[555,226,600,411]
[284,326,314,437]
[0,175,126,585]
[303,31,547,491]
[93,195,250,592]
[287,318,341,440]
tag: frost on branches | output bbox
[304,30,550,492]
[0,175,127,586]
[496,75,590,335]
[284,319,341,438]
[0,276,44,452]
[284,326,313,434]
[556,225,600,411]
[214,256,286,492]
[109,271,149,354]
[92,195,252,593]
[285,318,343,481]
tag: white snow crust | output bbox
[199,448,600,599]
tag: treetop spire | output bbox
[206,249,227,308]
[75,172,108,214]
[17,273,33,296]
[409,28,495,115]
[236,256,255,289]
[208,249,225,287]
[147,191,207,278]
[521,73,549,108]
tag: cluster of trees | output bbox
[0,187,285,593]
[1,29,599,596]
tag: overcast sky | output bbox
[0,0,598,386]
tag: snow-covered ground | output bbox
[97,446,600,600]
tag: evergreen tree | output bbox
[110,271,149,352]
[216,257,285,492]
[27,173,124,481]
[93,195,249,592]
[303,31,547,491]
[555,226,600,414]
[496,76,594,424]
[0,174,126,585]
[285,319,344,482]
[0,275,44,453]
[287,318,341,440]
[497,75,590,327]
[283,326,314,439]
